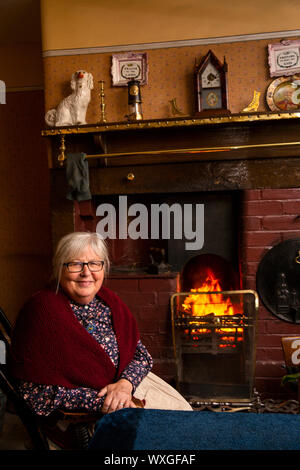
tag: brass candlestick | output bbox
[98,80,106,123]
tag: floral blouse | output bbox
[18,297,153,416]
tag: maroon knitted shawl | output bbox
[9,286,139,390]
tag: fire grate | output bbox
[171,290,259,406]
[174,313,245,354]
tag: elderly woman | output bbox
[10,232,191,416]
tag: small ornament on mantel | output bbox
[194,50,230,117]
[169,98,188,117]
[45,70,94,127]
[126,79,143,121]
[241,90,261,113]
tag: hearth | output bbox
[94,190,260,406]
[171,254,258,406]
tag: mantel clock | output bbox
[194,50,230,116]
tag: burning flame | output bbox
[182,269,243,348]
[183,270,234,316]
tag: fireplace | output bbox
[170,253,258,406]
[46,114,300,401]
[92,190,261,405]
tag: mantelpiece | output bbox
[42,111,300,173]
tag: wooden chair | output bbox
[0,307,11,338]
[0,321,50,449]
[0,308,102,450]
[281,336,300,403]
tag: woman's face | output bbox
[59,245,104,304]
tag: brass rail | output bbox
[57,139,300,165]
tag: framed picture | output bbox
[268,40,300,77]
[111,52,148,86]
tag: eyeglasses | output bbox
[63,261,105,273]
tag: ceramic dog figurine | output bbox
[45,70,94,127]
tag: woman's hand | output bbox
[98,378,136,414]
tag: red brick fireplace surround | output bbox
[45,113,300,400]
[241,188,300,398]
[87,188,300,399]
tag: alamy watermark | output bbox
[96,196,204,250]
[0,80,6,104]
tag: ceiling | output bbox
[0,0,41,46]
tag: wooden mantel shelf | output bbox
[42,111,300,136]
[42,111,300,169]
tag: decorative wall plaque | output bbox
[111,52,148,86]
[268,40,300,77]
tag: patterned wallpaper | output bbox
[0,90,52,320]
[43,36,299,124]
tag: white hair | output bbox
[53,232,110,290]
